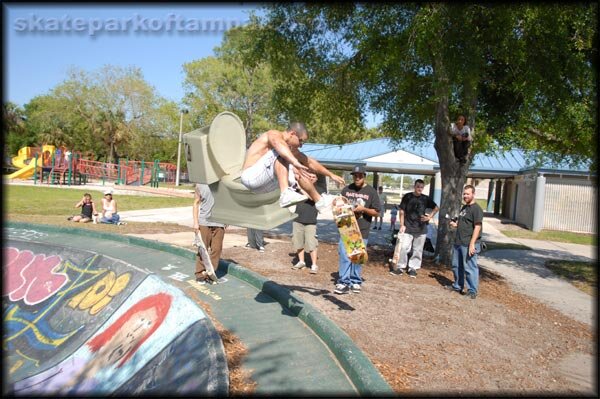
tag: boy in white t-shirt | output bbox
[450,114,472,164]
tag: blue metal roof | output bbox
[301,138,593,176]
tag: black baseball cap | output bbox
[350,165,366,175]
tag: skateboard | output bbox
[194,232,218,282]
[388,231,406,267]
[332,196,368,264]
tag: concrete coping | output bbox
[6,221,394,396]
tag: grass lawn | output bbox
[5,185,192,215]
[502,229,596,246]
[545,260,597,296]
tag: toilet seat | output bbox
[208,112,246,176]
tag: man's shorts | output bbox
[292,222,318,252]
[240,149,296,194]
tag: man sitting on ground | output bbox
[240,122,344,212]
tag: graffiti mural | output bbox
[4,240,146,382]
[12,275,207,395]
[4,226,229,396]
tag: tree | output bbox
[24,66,179,164]
[260,3,597,264]
[3,102,34,159]
[183,21,383,144]
[183,24,278,145]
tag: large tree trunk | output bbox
[431,54,472,266]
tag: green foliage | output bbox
[183,23,278,142]
[21,66,181,164]
[261,3,597,167]
[3,102,35,158]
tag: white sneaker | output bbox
[334,283,350,294]
[291,261,306,270]
[310,265,318,274]
[351,283,361,293]
[315,194,336,213]
[279,187,308,208]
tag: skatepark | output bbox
[5,219,391,395]
[5,180,596,395]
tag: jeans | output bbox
[337,238,368,286]
[246,228,265,248]
[451,243,480,294]
[100,213,120,224]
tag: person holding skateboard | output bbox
[390,179,438,278]
[193,183,225,284]
[334,165,380,294]
[445,184,483,299]
[240,122,344,211]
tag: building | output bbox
[302,138,597,234]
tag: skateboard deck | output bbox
[389,231,406,266]
[332,196,368,264]
[194,232,218,282]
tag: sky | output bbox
[4,3,262,107]
[4,3,382,127]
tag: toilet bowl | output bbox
[183,112,296,230]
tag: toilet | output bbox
[183,111,297,230]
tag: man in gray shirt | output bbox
[193,183,226,283]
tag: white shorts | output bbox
[241,149,299,194]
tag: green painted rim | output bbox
[6,221,393,395]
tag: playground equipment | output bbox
[7,145,56,180]
[7,144,176,187]
[183,111,297,230]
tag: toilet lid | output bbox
[208,112,247,174]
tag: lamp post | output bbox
[175,108,189,186]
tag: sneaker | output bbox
[408,268,417,278]
[351,283,361,293]
[389,268,403,276]
[244,243,252,249]
[378,226,382,230]
[279,187,308,208]
[258,246,265,253]
[292,261,306,270]
[467,291,477,299]
[334,283,350,294]
[310,265,318,274]
[373,226,378,230]
[315,194,336,213]
[216,277,228,284]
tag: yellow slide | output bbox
[8,145,55,180]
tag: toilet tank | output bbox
[184,112,247,184]
[184,126,222,184]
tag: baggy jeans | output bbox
[337,238,368,286]
[451,243,480,294]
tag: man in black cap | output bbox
[334,165,381,294]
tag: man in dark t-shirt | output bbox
[391,179,438,278]
[446,184,483,299]
[334,165,380,294]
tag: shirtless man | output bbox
[240,122,345,212]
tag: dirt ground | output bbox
[9,216,594,394]
[221,231,595,395]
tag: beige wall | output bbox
[543,176,597,234]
